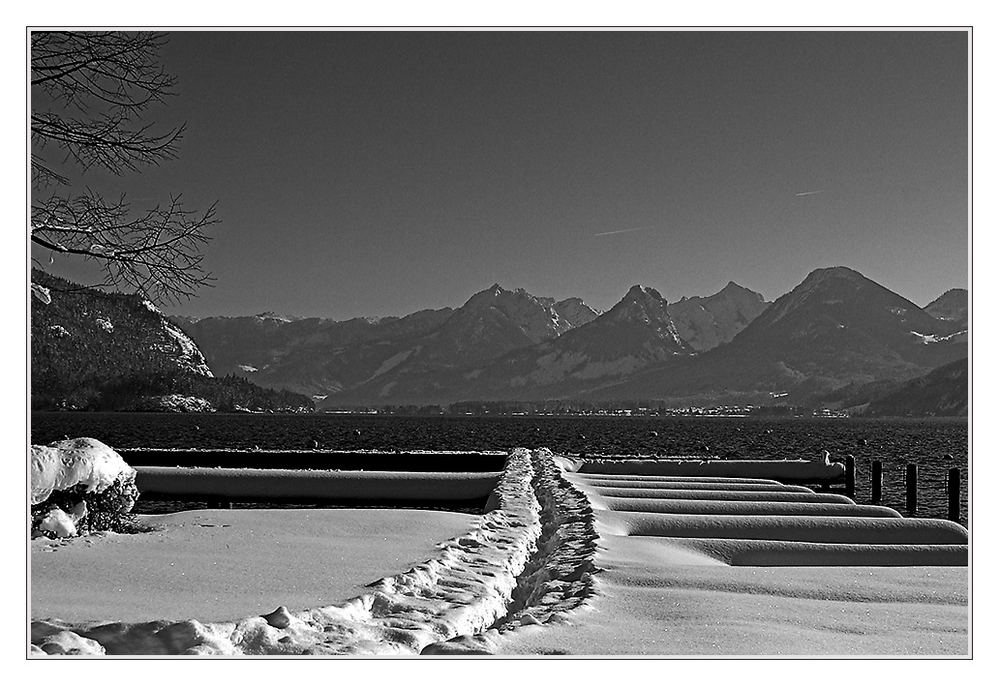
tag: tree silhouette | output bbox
[31,31,216,304]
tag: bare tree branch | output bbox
[30,31,216,304]
[31,192,217,304]
[31,32,183,177]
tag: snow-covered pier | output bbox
[134,466,501,507]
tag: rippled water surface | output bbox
[32,412,969,524]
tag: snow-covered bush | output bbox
[30,437,142,537]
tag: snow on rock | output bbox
[129,394,216,413]
[47,324,69,337]
[31,438,136,506]
[33,630,106,656]
[461,285,594,344]
[95,317,114,332]
[31,283,52,304]
[161,322,214,377]
[36,507,79,538]
[29,448,602,656]
[910,330,967,345]
[262,606,295,629]
[254,311,293,323]
[665,281,768,352]
[552,297,601,328]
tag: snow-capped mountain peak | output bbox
[664,281,768,351]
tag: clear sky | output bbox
[35,30,969,319]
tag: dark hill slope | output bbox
[924,288,968,328]
[31,270,311,411]
[865,357,968,417]
[178,308,455,397]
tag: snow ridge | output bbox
[492,450,600,629]
[422,449,601,653]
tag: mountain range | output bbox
[175,279,769,405]
[169,267,966,412]
[588,267,967,406]
[31,266,967,415]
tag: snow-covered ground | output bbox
[31,449,555,654]
[496,467,967,655]
[29,448,967,656]
[31,509,477,625]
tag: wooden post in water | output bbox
[948,466,961,523]
[871,460,882,504]
[905,463,918,515]
[845,454,856,499]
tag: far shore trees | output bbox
[31,31,217,304]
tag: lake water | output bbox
[31,412,969,525]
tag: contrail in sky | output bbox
[794,190,824,197]
[593,225,653,237]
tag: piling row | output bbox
[841,455,964,523]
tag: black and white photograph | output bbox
[24,23,973,659]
